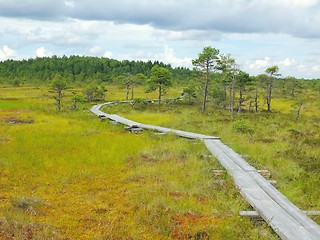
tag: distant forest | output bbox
[1,54,320,114]
[0,56,193,85]
[0,55,319,94]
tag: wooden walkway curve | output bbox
[91,102,320,240]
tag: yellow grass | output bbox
[1,85,301,239]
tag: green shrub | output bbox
[232,120,254,133]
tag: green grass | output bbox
[106,96,320,219]
[1,84,319,239]
[0,107,158,238]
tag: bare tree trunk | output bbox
[229,74,235,118]
[223,84,227,110]
[202,64,209,112]
[125,82,129,101]
[57,90,62,111]
[238,86,243,113]
[266,78,272,112]
[255,86,258,113]
[131,84,134,100]
[158,85,162,105]
[295,100,303,121]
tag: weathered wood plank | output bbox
[204,139,320,240]
[241,210,320,218]
[257,170,271,178]
[212,170,226,176]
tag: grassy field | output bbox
[0,85,318,239]
[106,90,320,214]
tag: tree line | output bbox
[1,51,319,114]
[0,55,193,85]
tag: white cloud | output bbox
[158,46,192,67]
[89,46,103,55]
[2,18,106,47]
[0,3,319,79]
[248,57,271,69]
[279,58,296,66]
[2,45,15,56]
[1,0,320,38]
[0,45,16,60]
[279,0,317,7]
[121,46,192,68]
[312,65,320,71]
[244,56,306,77]
[247,57,297,70]
[36,46,49,57]
[103,51,112,58]
[154,29,222,42]
[298,64,307,70]
[65,1,75,8]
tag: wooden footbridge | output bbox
[91,102,320,240]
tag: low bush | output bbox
[232,120,254,134]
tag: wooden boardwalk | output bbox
[91,102,320,240]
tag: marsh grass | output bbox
[0,215,61,239]
[123,136,276,239]
[11,196,50,216]
[0,85,317,239]
[106,90,320,225]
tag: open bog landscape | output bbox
[0,81,319,239]
[0,1,320,239]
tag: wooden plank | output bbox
[212,170,226,176]
[305,211,320,216]
[213,169,271,178]
[246,170,320,238]
[257,170,271,178]
[204,139,320,240]
[207,139,320,238]
[109,120,118,125]
[100,116,107,122]
[240,211,260,217]
[241,210,320,218]
[124,125,143,134]
[268,180,277,186]
[154,132,167,135]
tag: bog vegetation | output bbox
[0,47,319,239]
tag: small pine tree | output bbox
[146,65,172,105]
[51,74,67,111]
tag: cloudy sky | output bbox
[0,0,319,79]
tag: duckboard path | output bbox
[91,102,320,240]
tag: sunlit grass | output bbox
[108,94,320,223]
[1,84,318,239]
[0,104,161,238]
[2,108,274,239]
